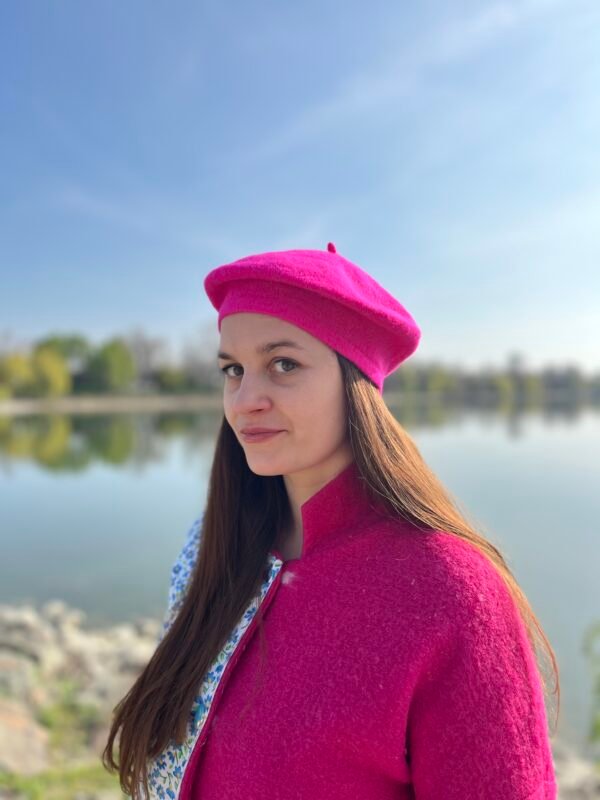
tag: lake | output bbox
[1,403,598,762]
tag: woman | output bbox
[103,242,559,799]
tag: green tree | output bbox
[490,373,515,406]
[84,338,136,393]
[34,333,92,363]
[31,345,72,397]
[1,352,37,397]
[0,356,13,399]
[425,364,459,396]
[388,363,420,393]
[154,366,190,393]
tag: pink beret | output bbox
[203,242,421,393]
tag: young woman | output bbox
[103,242,559,799]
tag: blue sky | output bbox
[1,0,599,372]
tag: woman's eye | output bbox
[273,358,298,374]
[220,358,298,378]
[221,363,242,378]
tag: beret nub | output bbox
[203,242,421,393]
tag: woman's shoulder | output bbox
[417,527,514,603]
[378,518,519,623]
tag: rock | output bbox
[0,696,49,775]
[132,616,161,640]
[0,600,162,776]
[42,598,87,629]
[0,603,64,674]
[553,736,600,799]
[0,651,37,704]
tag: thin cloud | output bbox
[218,0,568,168]
[53,183,154,233]
[49,180,337,262]
[50,181,243,259]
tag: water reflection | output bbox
[0,396,598,471]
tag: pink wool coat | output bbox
[146,461,558,799]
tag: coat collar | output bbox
[271,459,385,561]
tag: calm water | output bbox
[1,405,599,758]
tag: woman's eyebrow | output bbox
[217,340,305,361]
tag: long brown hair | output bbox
[102,353,560,798]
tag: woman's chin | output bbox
[246,458,287,477]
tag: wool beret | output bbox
[203,241,421,393]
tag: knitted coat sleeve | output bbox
[406,539,558,799]
[157,513,204,644]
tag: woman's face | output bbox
[218,312,352,478]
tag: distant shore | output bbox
[0,390,413,417]
[0,392,224,417]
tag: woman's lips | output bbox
[241,430,284,443]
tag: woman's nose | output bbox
[230,373,272,413]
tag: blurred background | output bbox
[1,1,599,797]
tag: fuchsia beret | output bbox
[203,242,421,393]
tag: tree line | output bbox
[0,330,598,408]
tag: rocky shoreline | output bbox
[0,600,598,799]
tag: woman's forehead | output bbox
[218,314,324,354]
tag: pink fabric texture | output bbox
[182,461,558,799]
[203,242,421,393]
